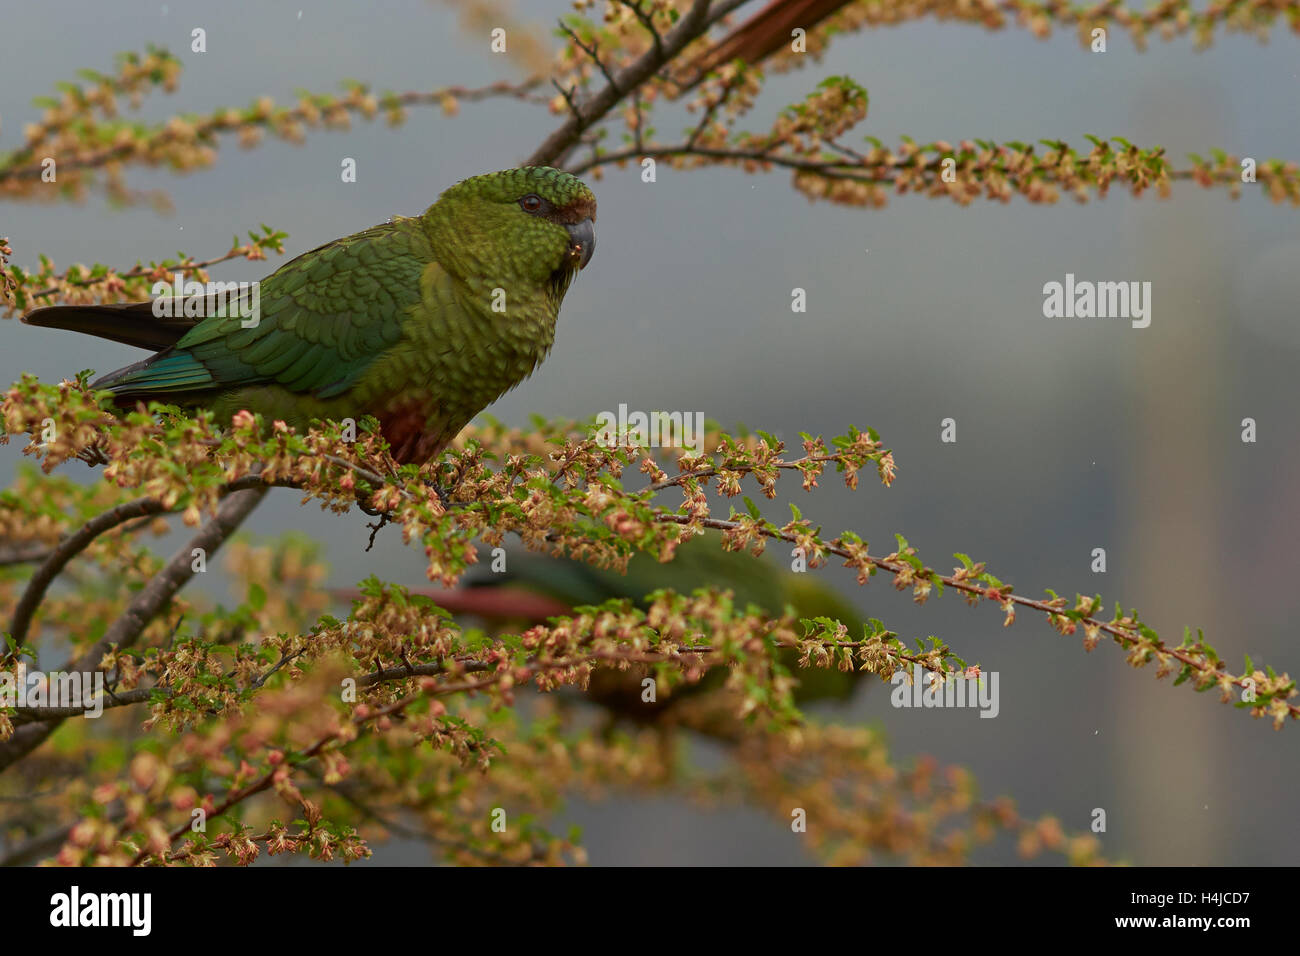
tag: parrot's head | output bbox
[428,166,596,298]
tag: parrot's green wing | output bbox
[97,222,426,400]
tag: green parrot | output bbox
[23,166,596,463]
[378,533,869,717]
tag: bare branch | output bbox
[0,485,268,775]
[8,496,171,650]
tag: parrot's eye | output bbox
[519,194,544,213]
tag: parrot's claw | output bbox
[76,443,110,467]
[421,478,451,507]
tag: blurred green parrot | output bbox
[23,166,596,463]
[362,534,868,721]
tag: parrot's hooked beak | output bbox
[565,218,595,270]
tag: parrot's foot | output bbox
[421,478,451,507]
[76,443,110,467]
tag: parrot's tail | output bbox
[22,301,198,351]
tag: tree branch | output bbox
[526,0,738,168]
[653,512,1299,723]
[8,496,170,650]
[0,80,546,186]
[0,485,268,775]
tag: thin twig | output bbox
[616,0,666,60]
[29,245,269,302]
[558,20,622,93]
[0,81,547,186]
[551,79,582,122]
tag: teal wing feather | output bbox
[97,222,428,400]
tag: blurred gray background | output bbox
[3,0,1298,865]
